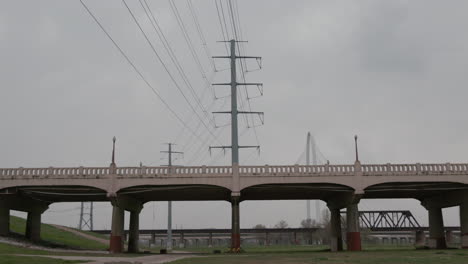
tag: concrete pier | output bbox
[461,202,468,249]
[329,207,343,251]
[415,230,426,247]
[0,205,9,236]
[346,203,361,251]
[445,230,453,245]
[128,210,140,253]
[25,210,42,242]
[208,233,213,247]
[231,196,241,250]
[428,207,446,249]
[110,205,125,253]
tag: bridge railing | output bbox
[239,165,355,176]
[0,167,110,179]
[1,163,467,179]
[115,166,232,177]
[362,163,468,175]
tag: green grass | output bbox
[0,242,52,255]
[76,229,108,241]
[0,255,85,264]
[9,216,107,250]
[169,249,468,264]
[178,245,329,254]
[0,241,147,258]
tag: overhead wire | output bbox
[168,0,210,88]
[186,0,217,72]
[139,0,216,128]
[78,0,206,143]
[121,0,220,143]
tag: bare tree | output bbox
[253,224,267,245]
[274,220,289,229]
[273,220,289,244]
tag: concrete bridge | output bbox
[0,161,467,252]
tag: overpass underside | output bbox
[0,162,468,253]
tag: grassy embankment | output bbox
[8,215,108,250]
[0,216,110,263]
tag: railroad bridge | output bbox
[0,161,467,252]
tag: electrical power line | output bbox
[139,0,216,128]
[121,0,220,143]
[79,0,207,144]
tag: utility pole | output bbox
[211,39,263,250]
[161,143,183,251]
[306,133,311,221]
[210,39,263,165]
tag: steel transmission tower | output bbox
[161,143,183,250]
[210,39,263,250]
[78,202,94,230]
[210,39,263,165]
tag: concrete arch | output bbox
[116,184,232,202]
[363,181,468,200]
[240,183,355,201]
[0,184,109,203]
[239,175,357,192]
[115,177,232,194]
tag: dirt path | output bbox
[16,253,196,264]
[52,224,108,244]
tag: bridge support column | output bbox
[329,207,343,252]
[428,207,446,249]
[0,203,9,236]
[179,233,185,248]
[231,196,241,251]
[110,205,124,253]
[346,203,361,251]
[25,210,42,242]
[461,202,468,249]
[128,210,140,253]
[445,230,453,245]
[415,230,426,247]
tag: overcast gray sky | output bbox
[1,0,467,230]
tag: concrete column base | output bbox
[109,205,124,253]
[461,202,468,249]
[230,196,241,251]
[428,237,447,249]
[346,232,361,251]
[414,230,426,247]
[445,230,453,245]
[128,210,140,253]
[25,211,41,242]
[461,234,468,249]
[329,207,343,252]
[346,203,361,251]
[428,207,446,249]
[0,206,10,236]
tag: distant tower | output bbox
[79,136,116,230]
[306,132,320,222]
[161,143,183,251]
[78,202,94,230]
